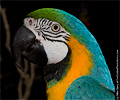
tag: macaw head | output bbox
[12,8,73,71]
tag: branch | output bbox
[0,5,11,53]
[23,63,35,99]
[18,78,23,99]
[17,59,35,100]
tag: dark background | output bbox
[1,1,119,100]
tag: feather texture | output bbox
[65,76,115,99]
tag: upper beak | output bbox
[11,25,48,71]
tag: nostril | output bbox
[35,39,39,43]
[34,39,43,46]
[34,39,39,45]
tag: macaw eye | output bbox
[51,24,60,32]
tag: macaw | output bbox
[12,8,115,100]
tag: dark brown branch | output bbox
[17,60,35,100]
[0,5,11,53]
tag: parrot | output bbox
[12,8,115,100]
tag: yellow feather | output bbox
[46,36,93,100]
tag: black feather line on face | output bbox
[45,37,68,45]
[40,30,66,38]
[44,19,47,25]
[42,34,46,40]
[43,46,71,82]
[41,19,46,25]
[42,30,66,35]
[46,26,51,30]
[63,37,69,41]
[49,21,52,26]
[47,20,50,25]
[39,30,68,43]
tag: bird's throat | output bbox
[43,45,71,87]
[45,36,93,100]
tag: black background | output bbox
[1,1,119,99]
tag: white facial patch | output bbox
[41,39,68,64]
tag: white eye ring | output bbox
[51,24,60,32]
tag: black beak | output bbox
[12,25,48,71]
